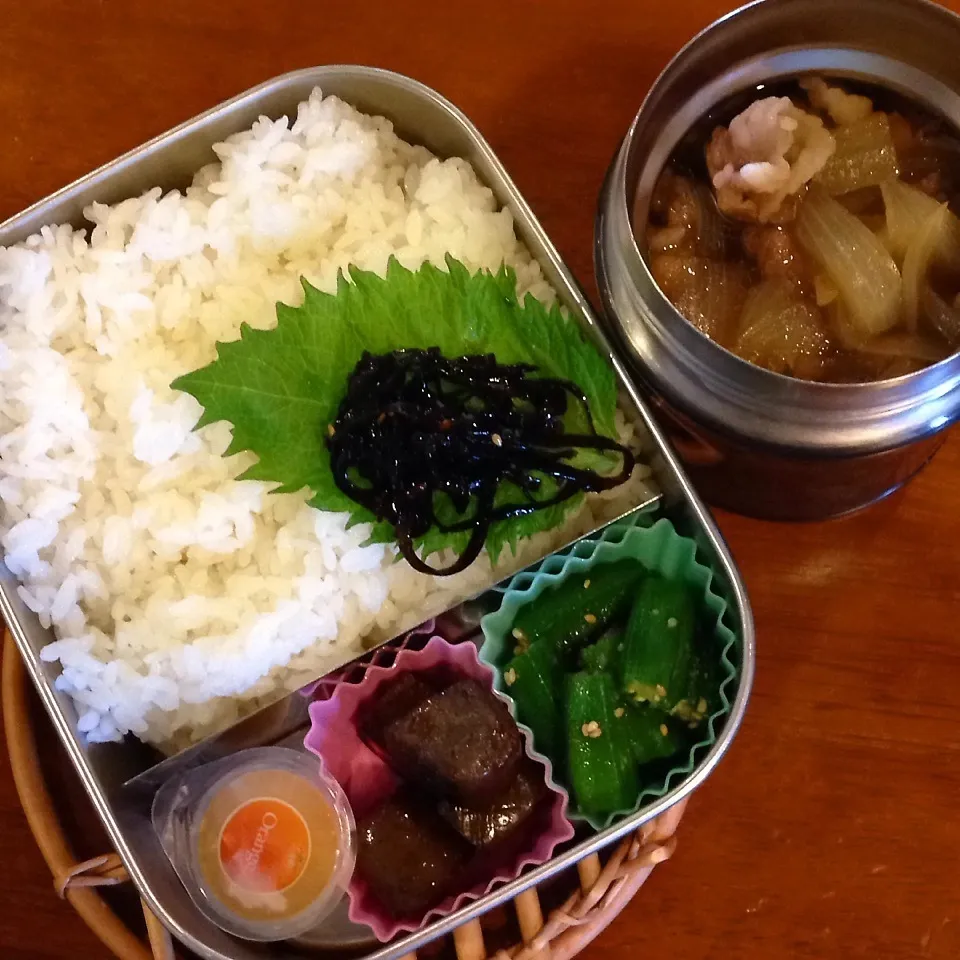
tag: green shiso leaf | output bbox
[172,256,619,564]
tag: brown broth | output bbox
[643,76,960,382]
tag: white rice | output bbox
[0,88,654,750]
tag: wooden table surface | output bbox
[2,1,960,957]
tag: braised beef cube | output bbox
[382,679,523,806]
[356,792,472,918]
[438,759,547,847]
[361,673,435,743]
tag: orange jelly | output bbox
[154,748,355,942]
[197,768,341,922]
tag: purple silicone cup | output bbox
[304,635,574,943]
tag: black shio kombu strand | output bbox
[326,349,634,575]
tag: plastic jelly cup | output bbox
[152,747,356,943]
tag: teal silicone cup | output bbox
[480,518,739,831]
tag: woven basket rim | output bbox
[1,630,687,960]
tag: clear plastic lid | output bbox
[152,747,356,942]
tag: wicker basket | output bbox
[1,632,688,960]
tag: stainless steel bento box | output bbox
[0,66,754,960]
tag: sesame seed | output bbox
[491,433,503,447]
[697,697,708,714]
[614,707,625,718]
[659,723,669,736]
[504,668,517,687]
[327,424,335,437]
[656,684,667,698]
[667,617,678,628]
[512,628,526,641]
[583,579,591,589]
[584,613,597,624]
